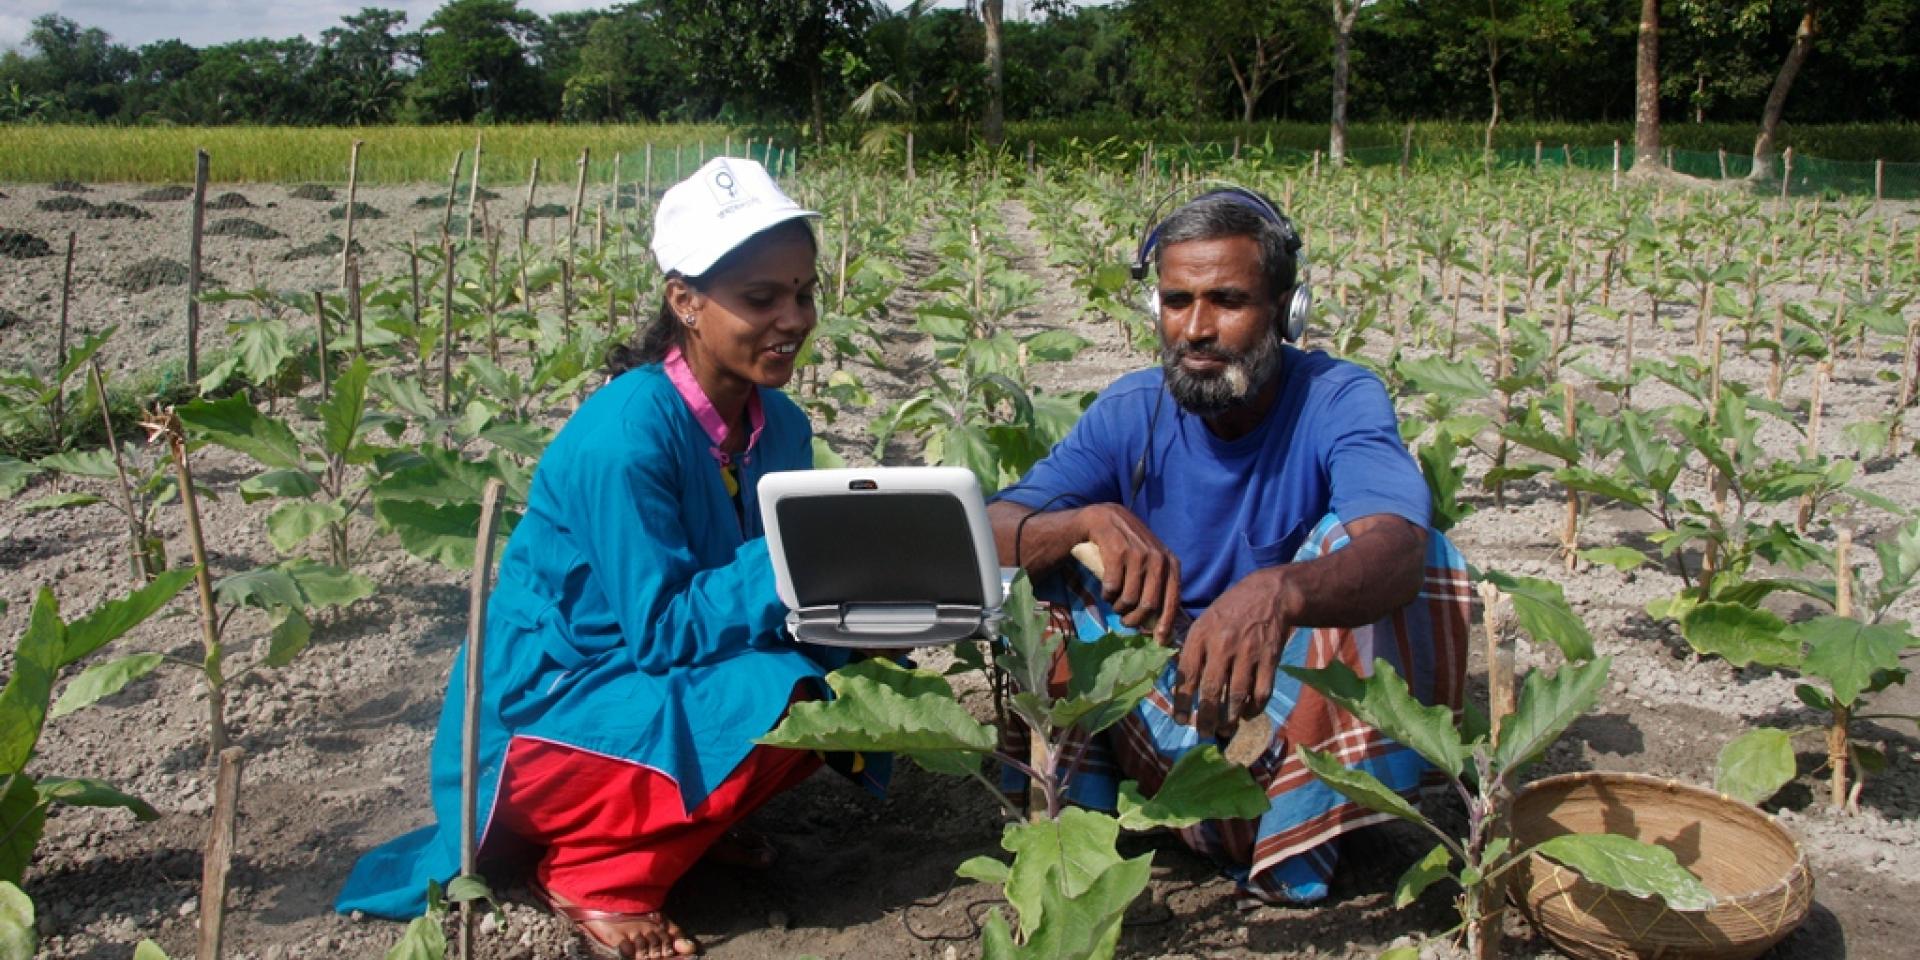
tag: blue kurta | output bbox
[337,363,857,919]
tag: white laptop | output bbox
[759,467,1008,648]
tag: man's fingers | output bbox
[1193,649,1233,738]
[1228,647,1262,723]
[1152,555,1181,645]
[1250,633,1279,714]
[1171,636,1206,718]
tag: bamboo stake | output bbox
[187,150,209,387]
[644,143,653,195]
[409,243,425,379]
[611,152,622,217]
[311,292,330,402]
[442,150,464,240]
[1831,529,1855,811]
[459,479,507,960]
[1769,303,1787,401]
[1562,383,1580,571]
[53,231,74,447]
[570,148,591,241]
[465,132,483,245]
[442,238,456,417]
[156,412,226,759]
[1797,361,1832,532]
[520,158,540,245]
[346,255,364,355]
[197,746,245,960]
[342,139,363,287]
[90,360,151,583]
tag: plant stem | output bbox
[91,360,150,583]
[162,413,228,760]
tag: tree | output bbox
[1329,0,1370,164]
[318,7,412,124]
[1126,0,1321,122]
[407,0,543,122]
[658,0,872,145]
[982,0,1006,145]
[1751,3,1821,177]
[1634,0,1662,167]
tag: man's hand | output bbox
[1172,569,1294,738]
[1077,503,1182,645]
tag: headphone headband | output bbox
[1131,180,1313,342]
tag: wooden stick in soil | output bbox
[465,132,483,245]
[341,139,363,290]
[311,291,330,402]
[520,158,540,245]
[1769,303,1787,402]
[570,148,591,242]
[197,746,245,960]
[460,479,507,960]
[409,242,426,379]
[1797,361,1831,532]
[346,254,364,355]
[159,413,228,759]
[1562,383,1580,571]
[188,150,209,387]
[1475,579,1513,960]
[53,231,74,447]
[441,150,464,241]
[1831,529,1855,812]
[90,361,151,583]
[442,237,456,418]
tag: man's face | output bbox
[1156,235,1283,416]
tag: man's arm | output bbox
[988,499,1181,644]
[1173,513,1427,737]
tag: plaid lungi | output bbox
[999,513,1471,904]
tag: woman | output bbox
[338,158,874,959]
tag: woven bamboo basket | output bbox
[1508,771,1813,960]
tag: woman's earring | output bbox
[680,313,697,328]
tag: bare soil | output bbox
[1,178,1917,960]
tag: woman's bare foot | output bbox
[530,878,699,958]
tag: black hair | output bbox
[1151,193,1298,302]
[606,218,819,376]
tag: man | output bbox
[988,188,1468,905]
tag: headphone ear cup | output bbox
[1283,285,1312,342]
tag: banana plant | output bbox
[760,574,1268,960]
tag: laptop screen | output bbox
[775,492,986,608]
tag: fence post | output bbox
[906,130,916,181]
[1562,144,1571,169]
[1026,139,1036,176]
[1401,123,1413,176]
[1876,159,1885,202]
[1718,149,1728,180]
[1611,140,1620,191]
[1534,140,1542,171]
[1782,147,1794,200]
[644,143,653,195]
[1233,135,1242,161]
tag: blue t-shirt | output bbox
[995,345,1429,618]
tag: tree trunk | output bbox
[1329,1,1357,165]
[809,65,826,148]
[1751,6,1819,180]
[982,0,1005,147]
[1634,0,1662,168]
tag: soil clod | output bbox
[47,180,90,193]
[290,184,337,201]
[0,228,55,259]
[113,257,192,293]
[0,306,21,330]
[329,201,387,221]
[88,201,154,221]
[206,218,285,240]
[279,234,366,261]
[135,185,193,202]
[35,196,95,214]
[524,202,569,219]
[206,192,255,210]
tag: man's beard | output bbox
[1161,323,1283,416]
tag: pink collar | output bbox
[664,345,765,467]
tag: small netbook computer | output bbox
[759,467,1008,648]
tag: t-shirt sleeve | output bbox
[992,388,1126,511]
[1319,370,1432,529]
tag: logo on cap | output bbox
[707,161,740,202]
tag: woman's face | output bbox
[673,228,819,393]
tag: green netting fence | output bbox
[1114,139,1920,200]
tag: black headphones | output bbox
[1130,182,1313,344]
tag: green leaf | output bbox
[132,940,170,960]
[320,356,372,459]
[1285,659,1467,778]
[1577,546,1648,573]
[1493,657,1612,775]
[266,500,348,554]
[1015,849,1151,960]
[956,855,1011,886]
[375,499,505,571]
[1396,355,1492,400]
[265,610,312,668]
[238,469,321,503]
[50,653,164,719]
[33,777,157,820]
[0,882,33,960]
[1051,632,1172,735]
[1680,603,1801,668]
[811,436,845,469]
[212,567,303,611]
[998,808,1145,944]
[1295,746,1428,827]
[0,591,65,775]
[1023,330,1090,362]
[1532,833,1715,911]
[1394,843,1454,908]
[1380,949,1420,960]
[444,875,494,905]
[1794,616,1914,707]
[382,914,448,960]
[1114,745,1268,830]
[178,394,308,472]
[20,492,103,514]
[0,458,37,499]
[1481,570,1596,662]
[0,777,45,885]
[1555,467,1651,509]
[756,659,995,776]
[33,448,117,479]
[62,568,197,666]
[1715,728,1797,806]
[281,558,375,609]
[997,573,1058,705]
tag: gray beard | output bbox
[1161,324,1283,417]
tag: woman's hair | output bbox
[606,219,819,376]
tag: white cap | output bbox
[650,157,819,277]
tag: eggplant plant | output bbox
[759,574,1269,960]
[0,326,113,451]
